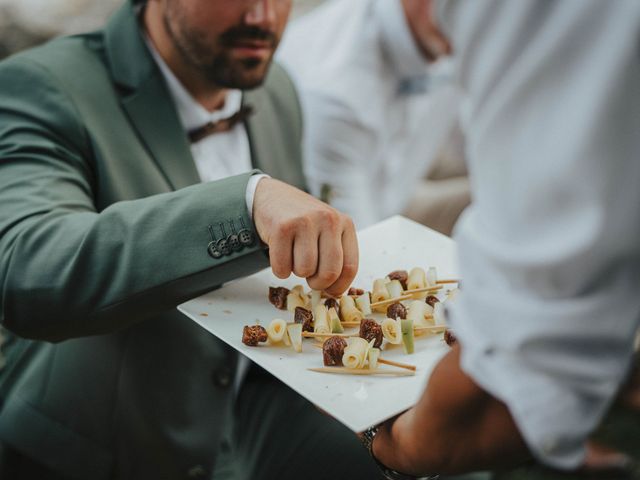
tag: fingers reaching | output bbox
[252,178,359,294]
[267,221,294,279]
[326,218,358,296]
[307,224,343,292]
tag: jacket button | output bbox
[208,242,222,259]
[227,233,243,252]
[212,367,232,388]
[238,229,255,247]
[217,238,231,256]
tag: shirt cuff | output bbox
[245,173,270,219]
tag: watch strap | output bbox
[362,425,439,480]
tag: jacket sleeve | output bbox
[0,57,269,342]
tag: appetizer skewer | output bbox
[402,285,443,295]
[303,331,357,339]
[312,343,416,372]
[378,358,417,372]
[308,367,415,377]
[370,294,414,309]
[260,266,459,362]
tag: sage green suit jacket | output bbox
[0,1,305,478]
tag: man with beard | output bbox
[0,1,377,479]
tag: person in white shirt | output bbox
[278,0,466,230]
[363,0,640,478]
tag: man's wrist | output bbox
[361,425,439,480]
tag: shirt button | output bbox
[212,367,232,388]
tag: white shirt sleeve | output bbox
[437,0,640,469]
[301,91,381,229]
[245,173,269,219]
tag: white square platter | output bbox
[178,215,459,432]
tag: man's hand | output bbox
[253,178,358,296]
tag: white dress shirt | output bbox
[436,0,640,469]
[146,40,262,392]
[146,41,266,217]
[278,0,461,229]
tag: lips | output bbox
[230,39,273,48]
[226,39,274,60]
[220,28,277,58]
[227,39,274,52]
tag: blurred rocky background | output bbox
[0,0,324,59]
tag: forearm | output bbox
[1,174,267,342]
[373,347,530,475]
[0,59,268,341]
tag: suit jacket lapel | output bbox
[120,78,200,190]
[103,1,199,191]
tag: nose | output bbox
[244,0,276,28]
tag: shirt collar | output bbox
[375,0,429,80]
[144,35,243,132]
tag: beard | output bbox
[163,7,278,90]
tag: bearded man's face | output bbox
[162,0,292,89]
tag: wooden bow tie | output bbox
[187,105,254,143]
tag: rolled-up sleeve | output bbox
[437,0,640,469]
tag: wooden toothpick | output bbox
[308,367,415,377]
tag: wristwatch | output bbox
[361,425,439,480]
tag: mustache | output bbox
[220,26,277,46]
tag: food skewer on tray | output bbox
[308,367,415,377]
[247,266,460,375]
[303,331,358,339]
[302,323,446,338]
[311,342,416,371]
[402,285,443,295]
[369,294,414,309]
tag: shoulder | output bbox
[0,32,106,109]
[2,32,103,77]
[0,35,102,153]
